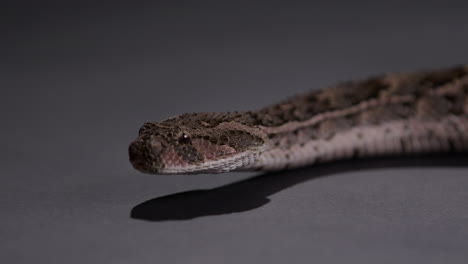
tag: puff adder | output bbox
[129,65,468,174]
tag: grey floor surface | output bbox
[2,1,468,263]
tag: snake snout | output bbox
[129,136,167,173]
[129,141,147,169]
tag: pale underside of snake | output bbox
[129,65,468,175]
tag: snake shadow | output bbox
[130,153,468,221]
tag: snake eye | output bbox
[178,133,191,144]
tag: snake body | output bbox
[129,65,468,174]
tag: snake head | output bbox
[128,113,265,174]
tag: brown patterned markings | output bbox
[385,65,468,96]
[464,97,468,114]
[463,82,468,94]
[161,146,188,167]
[317,77,387,108]
[296,126,319,141]
[162,112,258,128]
[431,79,468,115]
[264,124,321,150]
[191,139,236,160]
[359,104,414,125]
[174,143,204,164]
[460,83,468,114]
[416,96,452,119]
[204,129,264,152]
[419,65,467,88]
[256,76,388,127]
[255,104,298,126]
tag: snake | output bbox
[129,65,468,175]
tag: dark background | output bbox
[2,1,468,263]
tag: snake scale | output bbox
[129,65,468,174]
